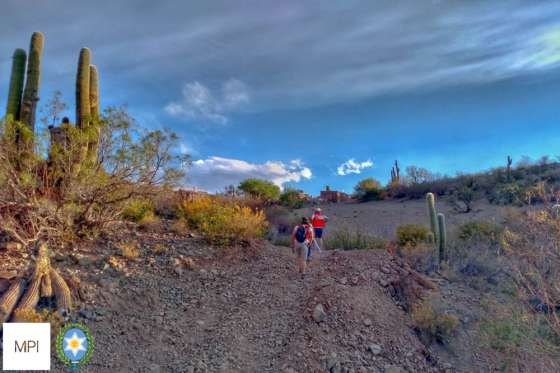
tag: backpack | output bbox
[295,225,307,243]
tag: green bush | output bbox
[458,220,501,244]
[179,195,268,245]
[325,228,386,250]
[396,224,430,247]
[488,183,525,205]
[121,199,155,222]
[238,178,281,201]
[279,188,306,209]
[353,177,384,202]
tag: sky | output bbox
[2,1,560,195]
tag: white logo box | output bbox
[2,323,51,371]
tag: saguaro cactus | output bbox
[391,160,400,184]
[15,276,42,311]
[437,213,447,263]
[20,31,44,130]
[0,278,26,325]
[50,268,73,311]
[426,193,439,245]
[87,64,100,162]
[76,48,91,129]
[6,49,27,120]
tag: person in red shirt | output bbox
[291,217,314,275]
[310,207,328,252]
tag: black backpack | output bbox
[295,225,307,243]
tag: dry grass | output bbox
[115,241,140,259]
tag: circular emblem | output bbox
[56,323,94,369]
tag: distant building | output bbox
[320,190,351,203]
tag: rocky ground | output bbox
[2,225,453,373]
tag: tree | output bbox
[353,177,383,202]
[280,187,306,209]
[39,90,67,128]
[238,178,280,201]
[404,165,434,185]
[0,106,188,245]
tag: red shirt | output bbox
[311,213,327,228]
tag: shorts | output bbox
[295,242,309,260]
[314,228,323,238]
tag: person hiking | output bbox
[310,207,328,252]
[291,217,314,275]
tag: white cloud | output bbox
[185,156,312,193]
[337,159,373,176]
[165,79,250,124]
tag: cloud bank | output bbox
[337,159,373,176]
[165,79,250,124]
[186,156,312,192]
[3,1,560,114]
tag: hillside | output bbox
[1,226,450,372]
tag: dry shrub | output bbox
[152,243,167,255]
[396,224,430,247]
[412,300,458,344]
[399,243,435,273]
[115,241,140,259]
[501,204,560,339]
[12,308,64,341]
[121,198,155,222]
[324,227,386,251]
[479,298,560,372]
[179,195,268,245]
[169,219,189,235]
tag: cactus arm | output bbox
[6,49,27,120]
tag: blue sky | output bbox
[2,1,560,195]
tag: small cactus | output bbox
[50,268,73,311]
[20,31,44,131]
[437,213,447,263]
[6,49,27,120]
[0,278,26,325]
[426,193,439,246]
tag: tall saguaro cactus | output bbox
[20,31,44,130]
[76,48,91,130]
[6,49,27,120]
[437,213,447,263]
[87,65,100,162]
[426,192,439,245]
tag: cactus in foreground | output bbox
[50,268,73,311]
[437,213,447,263]
[426,193,439,245]
[15,276,42,312]
[41,273,53,298]
[20,31,44,130]
[76,48,91,129]
[6,49,27,120]
[87,64,100,162]
[0,278,26,325]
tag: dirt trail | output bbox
[45,232,447,373]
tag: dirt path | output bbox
[53,233,447,373]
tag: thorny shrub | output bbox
[412,300,458,344]
[0,106,187,246]
[396,224,431,248]
[324,227,386,251]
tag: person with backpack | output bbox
[310,207,328,252]
[291,217,314,275]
